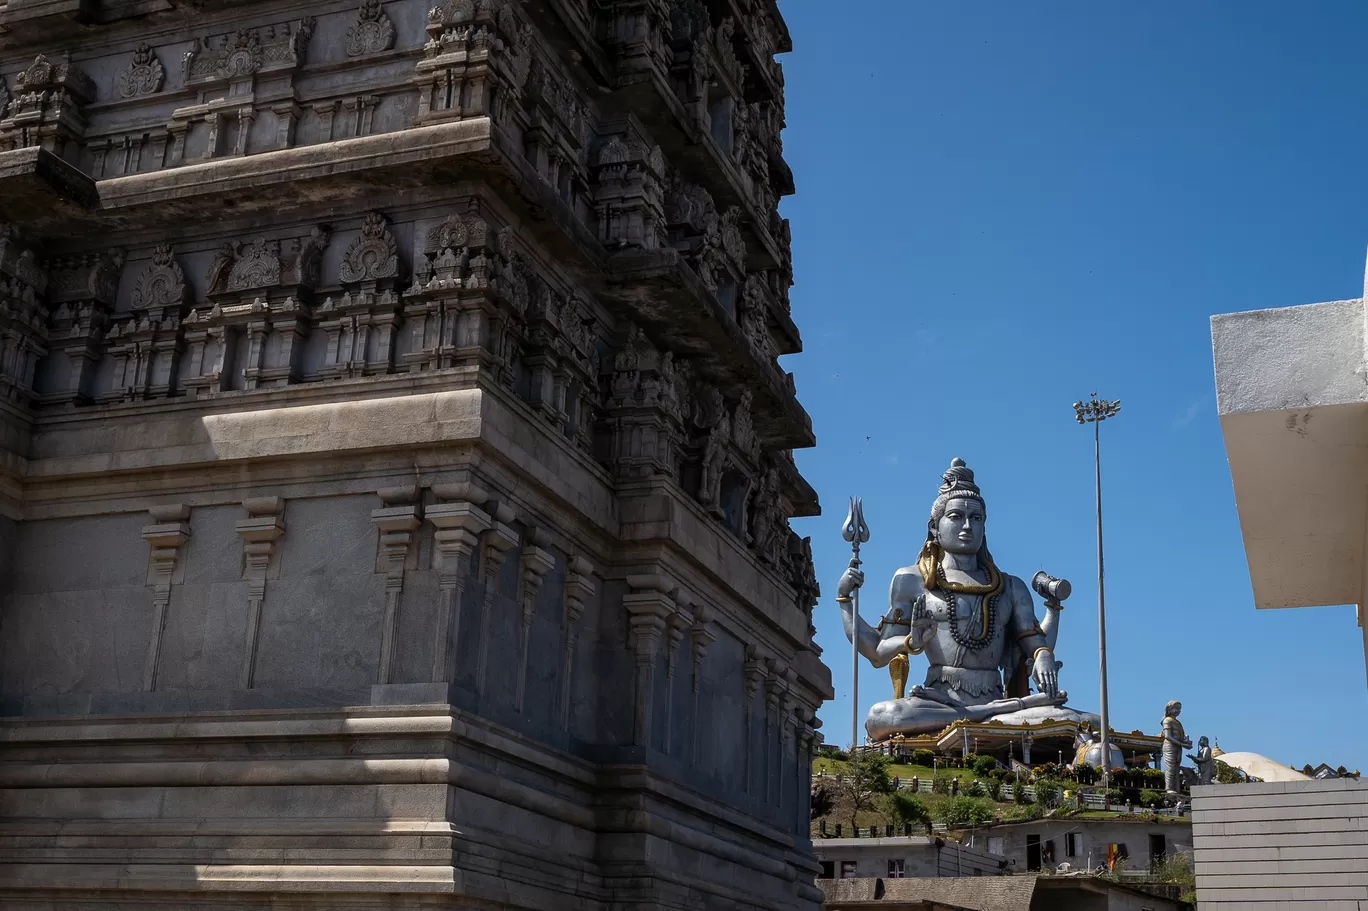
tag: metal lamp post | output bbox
[1073,393,1121,808]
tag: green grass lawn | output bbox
[812,758,983,784]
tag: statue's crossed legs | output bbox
[865,686,1070,740]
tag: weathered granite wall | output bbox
[0,0,829,908]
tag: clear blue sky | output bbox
[780,0,1368,772]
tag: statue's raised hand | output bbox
[1031,649,1059,697]
[836,562,864,599]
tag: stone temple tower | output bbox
[0,1,831,909]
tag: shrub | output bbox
[936,796,996,827]
[1139,788,1165,809]
[885,790,930,827]
[931,774,951,795]
[971,754,998,777]
[1034,779,1064,809]
[911,749,937,767]
[966,779,988,798]
[986,779,1003,802]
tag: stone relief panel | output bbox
[346,0,397,56]
[116,42,166,98]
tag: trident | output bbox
[842,497,870,750]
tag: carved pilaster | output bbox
[236,497,285,688]
[372,485,420,684]
[141,504,191,692]
[623,573,674,748]
[475,500,518,695]
[689,603,715,766]
[662,594,693,756]
[560,555,595,730]
[515,528,555,713]
[743,645,767,794]
[426,483,492,683]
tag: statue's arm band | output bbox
[1015,625,1043,641]
[1032,646,1053,662]
[903,633,924,656]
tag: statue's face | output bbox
[936,497,985,555]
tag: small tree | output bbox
[838,750,895,830]
[885,790,930,828]
[911,748,937,767]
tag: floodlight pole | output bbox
[1073,394,1121,810]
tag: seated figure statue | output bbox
[837,458,1098,740]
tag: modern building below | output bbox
[819,875,1189,911]
[814,836,1004,880]
[966,816,1192,875]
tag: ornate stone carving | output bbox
[721,207,746,268]
[339,212,400,287]
[0,78,10,120]
[46,249,126,308]
[118,42,166,98]
[226,238,282,292]
[186,18,315,83]
[592,133,665,250]
[0,55,95,155]
[130,244,189,314]
[416,0,534,126]
[346,0,396,57]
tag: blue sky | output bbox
[780,0,1368,771]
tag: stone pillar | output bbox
[743,646,767,795]
[371,485,421,685]
[515,528,555,713]
[663,592,693,757]
[689,604,716,767]
[1022,734,1034,765]
[474,500,518,695]
[622,574,674,748]
[140,504,191,692]
[236,497,285,689]
[764,659,787,806]
[427,483,492,683]
[560,556,595,730]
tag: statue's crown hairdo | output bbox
[938,457,983,503]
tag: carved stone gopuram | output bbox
[0,3,830,910]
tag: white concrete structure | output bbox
[1212,276,1368,684]
[1212,751,1312,783]
[1206,263,1368,908]
[1192,778,1368,909]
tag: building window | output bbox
[987,837,1004,856]
[1043,839,1056,867]
[887,859,905,878]
[840,861,857,879]
[819,861,834,879]
[1066,832,1080,857]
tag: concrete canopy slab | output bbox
[1213,298,1368,610]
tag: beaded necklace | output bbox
[934,563,1002,652]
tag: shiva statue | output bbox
[1188,735,1215,786]
[836,458,1098,740]
[1162,700,1193,795]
